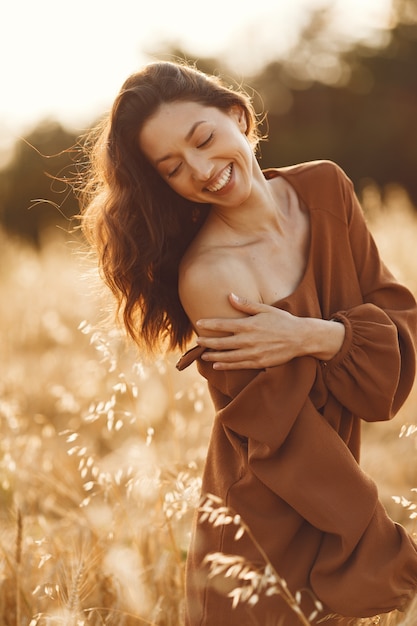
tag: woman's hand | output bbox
[195,293,345,370]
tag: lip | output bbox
[205,163,233,194]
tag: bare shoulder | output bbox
[179,247,257,333]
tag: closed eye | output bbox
[197,132,214,148]
[167,163,182,178]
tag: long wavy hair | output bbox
[80,60,262,353]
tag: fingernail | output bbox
[230,292,239,301]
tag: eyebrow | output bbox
[155,120,207,165]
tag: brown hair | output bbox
[80,60,261,353]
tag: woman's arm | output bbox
[180,251,345,369]
[195,293,345,369]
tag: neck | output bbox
[209,165,286,237]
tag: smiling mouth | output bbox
[206,164,233,192]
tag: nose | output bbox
[189,155,214,181]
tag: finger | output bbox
[200,348,249,362]
[197,334,250,351]
[210,353,286,370]
[196,317,246,334]
[211,358,266,370]
[212,361,256,370]
[229,293,270,315]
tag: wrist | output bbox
[302,317,345,361]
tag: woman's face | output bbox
[138,100,255,206]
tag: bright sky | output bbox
[1,0,392,156]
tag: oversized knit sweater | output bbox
[176,160,417,625]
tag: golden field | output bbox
[0,184,416,625]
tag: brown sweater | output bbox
[177,160,417,625]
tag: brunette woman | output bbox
[81,60,417,625]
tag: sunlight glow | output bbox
[1,0,392,152]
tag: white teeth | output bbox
[206,164,232,192]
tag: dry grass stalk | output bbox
[200,493,322,625]
[15,508,22,626]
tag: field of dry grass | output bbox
[0,184,416,625]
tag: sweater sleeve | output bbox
[322,168,417,421]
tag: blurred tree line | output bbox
[0,0,416,246]
[0,121,80,245]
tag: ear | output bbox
[229,105,247,133]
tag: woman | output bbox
[80,60,417,625]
